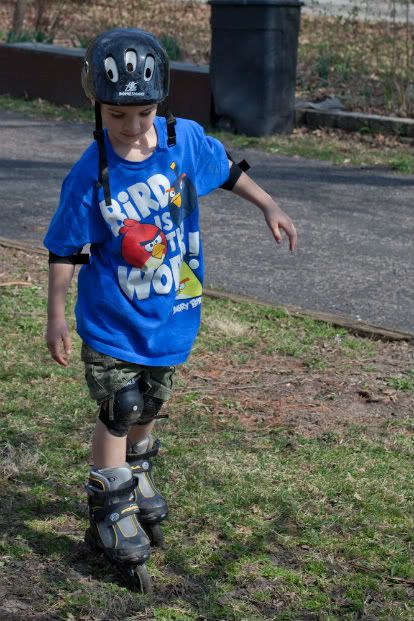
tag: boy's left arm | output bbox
[230,166,297,251]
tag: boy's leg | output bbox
[82,346,153,569]
[86,356,173,547]
[127,421,155,447]
[92,414,154,468]
[92,388,158,468]
[126,428,168,546]
[87,420,151,570]
[124,380,171,546]
[92,373,151,467]
[92,417,128,469]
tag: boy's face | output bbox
[100,103,157,147]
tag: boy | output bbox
[44,28,297,590]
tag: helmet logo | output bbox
[119,81,144,97]
[125,81,138,92]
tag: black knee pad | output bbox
[99,377,144,437]
[136,394,164,425]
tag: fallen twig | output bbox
[175,379,300,395]
[0,281,33,287]
[350,562,414,586]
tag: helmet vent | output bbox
[125,50,137,72]
[144,55,155,81]
[84,61,89,74]
[104,57,119,82]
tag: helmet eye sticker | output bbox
[125,50,137,72]
[84,60,89,74]
[144,55,155,81]
[104,57,119,82]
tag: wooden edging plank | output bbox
[1,237,412,343]
[203,290,414,343]
[0,237,48,255]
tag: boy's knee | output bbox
[99,378,144,437]
[138,394,164,425]
[98,380,165,436]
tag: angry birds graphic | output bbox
[176,262,202,299]
[119,219,167,271]
[166,162,197,226]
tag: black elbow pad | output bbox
[49,251,90,265]
[220,158,251,191]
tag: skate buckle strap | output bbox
[126,437,161,463]
[85,477,138,499]
[129,460,151,475]
[93,500,140,524]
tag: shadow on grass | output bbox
[0,418,314,618]
[0,477,303,620]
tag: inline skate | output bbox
[126,436,168,548]
[84,465,152,592]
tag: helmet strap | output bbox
[166,111,176,147]
[93,101,112,206]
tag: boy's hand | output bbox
[46,318,72,367]
[263,204,297,251]
[231,171,297,251]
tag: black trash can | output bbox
[209,0,303,135]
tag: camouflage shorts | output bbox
[81,342,175,404]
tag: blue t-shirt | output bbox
[44,116,229,365]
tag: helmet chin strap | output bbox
[94,101,112,207]
[166,110,176,147]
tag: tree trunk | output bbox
[35,0,47,31]
[11,0,28,36]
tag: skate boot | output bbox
[85,465,152,592]
[126,436,168,547]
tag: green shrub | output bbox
[7,30,54,44]
[158,34,183,61]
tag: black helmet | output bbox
[82,28,169,105]
[85,29,176,207]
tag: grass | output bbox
[298,11,414,118]
[0,248,413,620]
[385,369,414,392]
[1,94,414,174]
[214,129,414,175]
[0,93,94,123]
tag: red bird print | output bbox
[119,219,167,271]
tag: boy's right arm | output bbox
[46,263,76,367]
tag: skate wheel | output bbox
[147,523,164,548]
[84,528,101,551]
[124,564,153,594]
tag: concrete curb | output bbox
[295,108,414,138]
[1,237,412,344]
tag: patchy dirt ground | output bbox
[177,343,413,440]
[2,243,412,442]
